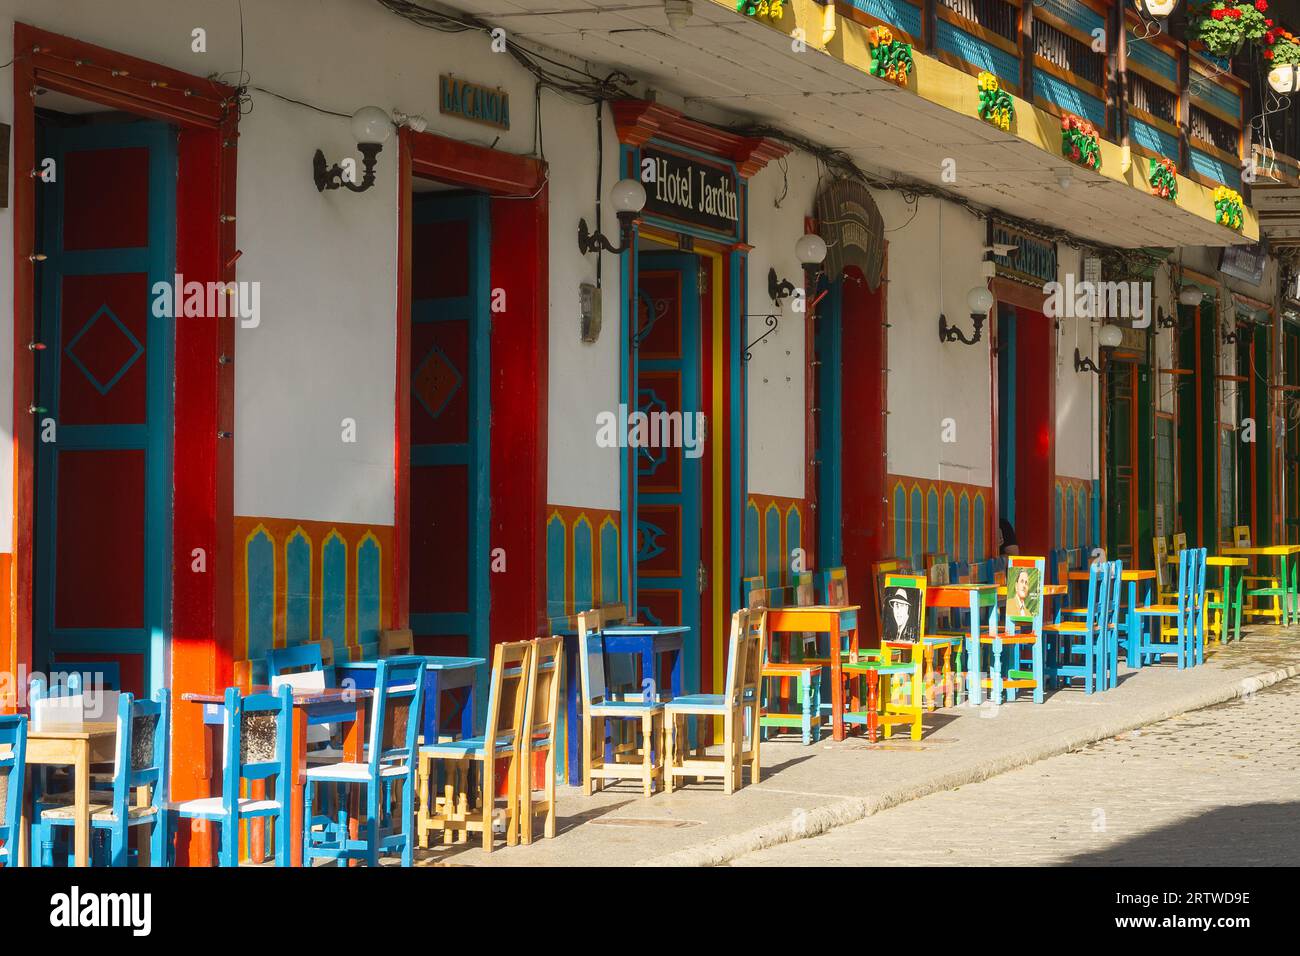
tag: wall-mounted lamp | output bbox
[1221,322,1241,345]
[939,285,993,345]
[664,0,693,31]
[1178,286,1204,307]
[768,233,828,308]
[313,106,394,193]
[577,179,647,255]
[1075,323,1122,374]
[1139,0,1177,16]
[1156,306,1178,329]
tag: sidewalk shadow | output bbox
[1063,801,1299,866]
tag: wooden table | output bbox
[336,656,484,744]
[926,584,1000,705]
[767,606,860,741]
[183,686,370,867]
[19,721,117,867]
[1221,545,1300,627]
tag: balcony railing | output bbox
[832,0,1256,193]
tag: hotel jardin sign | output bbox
[642,145,741,238]
[439,75,509,130]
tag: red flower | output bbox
[1229,7,1242,17]
[1266,32,1276,43]
[1211,7,1223,17]
[1266,48,1275,58]
[1266,18,1274,26]
[1256,0,1267,11]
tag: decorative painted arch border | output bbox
[233,516,393,665]
[1054,476,1096,553]
[886,474,992,570]
[545,505,621,629]
[743,493,808,588]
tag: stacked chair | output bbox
[1043,560,1118,693]
[1134,548,1208,669]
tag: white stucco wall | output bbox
[881,194,992,488]
[744,151,819,500]
[1053,244,1097,481]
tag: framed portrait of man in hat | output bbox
[880,573,925,644]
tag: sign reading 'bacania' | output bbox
[642,146,740,236]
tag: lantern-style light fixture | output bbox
[1075,322,1122,373]
[313,106,394,193]
[1140,0,1178,18]
[939,285,993,345]
[769,233,829,307]
[1178,286,1204,307]
[577,179,647,255]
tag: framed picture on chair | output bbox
[1005,560,1042,624]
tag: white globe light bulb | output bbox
[967,285,994,313]
[351,106,394,145]
[610,178,647,213]
[1178,287,1203,307]
[795,233,828,266]
[1098,323,1123,348]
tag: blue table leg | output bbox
[966,592,981,706]
[423,671,441,744]
[1126,580,1140,670]
[565,641,582,786]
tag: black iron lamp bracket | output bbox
[1074,348,1101,374]
[578,212,637,256]
[1156,306,1177,329]
[768,268,798,308]
[938,312,984,345]
[313,142,383,193]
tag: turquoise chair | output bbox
[0,715,27,867]
[1043,560,1115,693]
[1134,548,1208,669]
[171,685,294,867]
[303,655,426,866]
[32,690,170,867]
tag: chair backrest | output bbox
[0,715,28,860]
[1080,560,1107,633]
[792,570,815,607]
[1103,560,1123,636]
[367,656,427,772]
[523,637,563,749]
[110,690,170,813]
[576,611,609,707]
[379,628,415,658]
[267,643,324,679]
[823,565,851,607]
[29,675,120,731]
[222,685,293,813]
[1232,525,1252,548]
[482,642,531,748]
[721,609,751,706]
[880,573,926,645]
[272,669,331,745]
[1172,531,1188,553]
[1177,548,1208,621]
[1005,556,1046,631]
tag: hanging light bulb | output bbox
[664,0,693,31]
[1098,323,1123,349]
[1178,287,1203,306]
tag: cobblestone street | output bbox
[732,678,1300,866]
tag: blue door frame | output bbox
[815,275,844,568]
[34,121,176,696]
[409,193,491,686]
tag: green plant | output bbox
[1190,2,1269,58]
[1061,114,1102,171]
[1149,157,1178,201]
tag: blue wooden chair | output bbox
[170,685,294,867]
[33,690,170,867]
[268,642,335,688]
[0,715,27,867]
[1042,560,1114,693]
[304,655,426,866]
[1134,547,1208,669]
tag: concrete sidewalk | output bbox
[418,625,1300,867]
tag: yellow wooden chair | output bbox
[1232,526,1284,625]
[518,636,562,844]
[664,610,756,793]
[874,573,925,740]
[379,628,415,658]
[416,640,529,852]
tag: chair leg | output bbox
[722,711,736,795]
[543,743,557,840]
[218,818,237,868]
[581,712,595,797]
[641,713,654,798]
[663,715,676,795]
[480,759,494,854]
[506,748,521,848]
[303,777,315,863]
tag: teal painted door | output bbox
[34,121,177,698]
[409,193,490,663]
[634,253,701,694]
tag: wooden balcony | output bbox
[833,0,1251,192]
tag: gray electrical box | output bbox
[580,282,602,343]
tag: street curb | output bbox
[639,661,1300,867]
